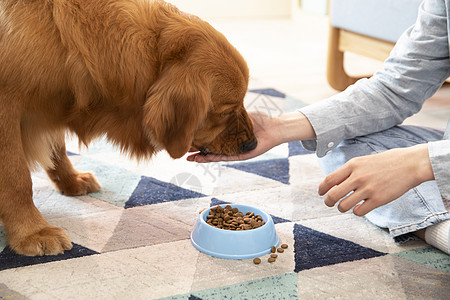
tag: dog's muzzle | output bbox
[239,138,257,153]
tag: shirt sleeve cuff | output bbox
[428,140,450,200]
[298,103,345,158]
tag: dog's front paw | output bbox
[57,172,101,196]
[10,226,73,256]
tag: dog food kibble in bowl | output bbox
[190,204,279,259]
[206,205,265,230]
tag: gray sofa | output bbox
[327,0,423,90]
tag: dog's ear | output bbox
[143,63,210,159]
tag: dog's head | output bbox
[143,18,256,159]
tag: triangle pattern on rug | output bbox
[225,158,290,185]
[392,246,450,273]
[245,93,285,117]
[0,283,27,299]
[167,273,298,300]
[210,198,230,207]
[284,95,308,113]
[288,141,314,157]
[0,243,99,271]
[101,207,191,253]
[271,215,291,225]
[125,176,206,208]
[74,158,142,208]
[293,224,386,272]
[248,88,286,98]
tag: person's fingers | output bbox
[186,153,244,163]
[322,177,358,208]
[318,165,352,196]
[352,196,383,216]
[186,153,213,163]
[186,153,201,162]
[335,190,367,213]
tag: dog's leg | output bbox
[46,142,101,196]
[0,109,73,256]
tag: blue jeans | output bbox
[318,125,450,241]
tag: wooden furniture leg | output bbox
[327,26,396,91]
[327,26,360,91]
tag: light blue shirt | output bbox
[300,0,450,200]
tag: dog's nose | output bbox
[239,138,257,153]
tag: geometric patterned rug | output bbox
[0,79,449,299]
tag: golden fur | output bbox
[0,0,256,256]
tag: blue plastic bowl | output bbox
[190,204,279,259]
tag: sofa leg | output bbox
[326,26,360,91]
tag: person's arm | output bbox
[191,0,450,164]
[300,0,450,157]
[302,0,450,214]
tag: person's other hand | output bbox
[318,144,435,216]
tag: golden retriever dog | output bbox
[0,0,257,256]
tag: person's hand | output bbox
[187,111,282,163]
[318,144,435,216]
